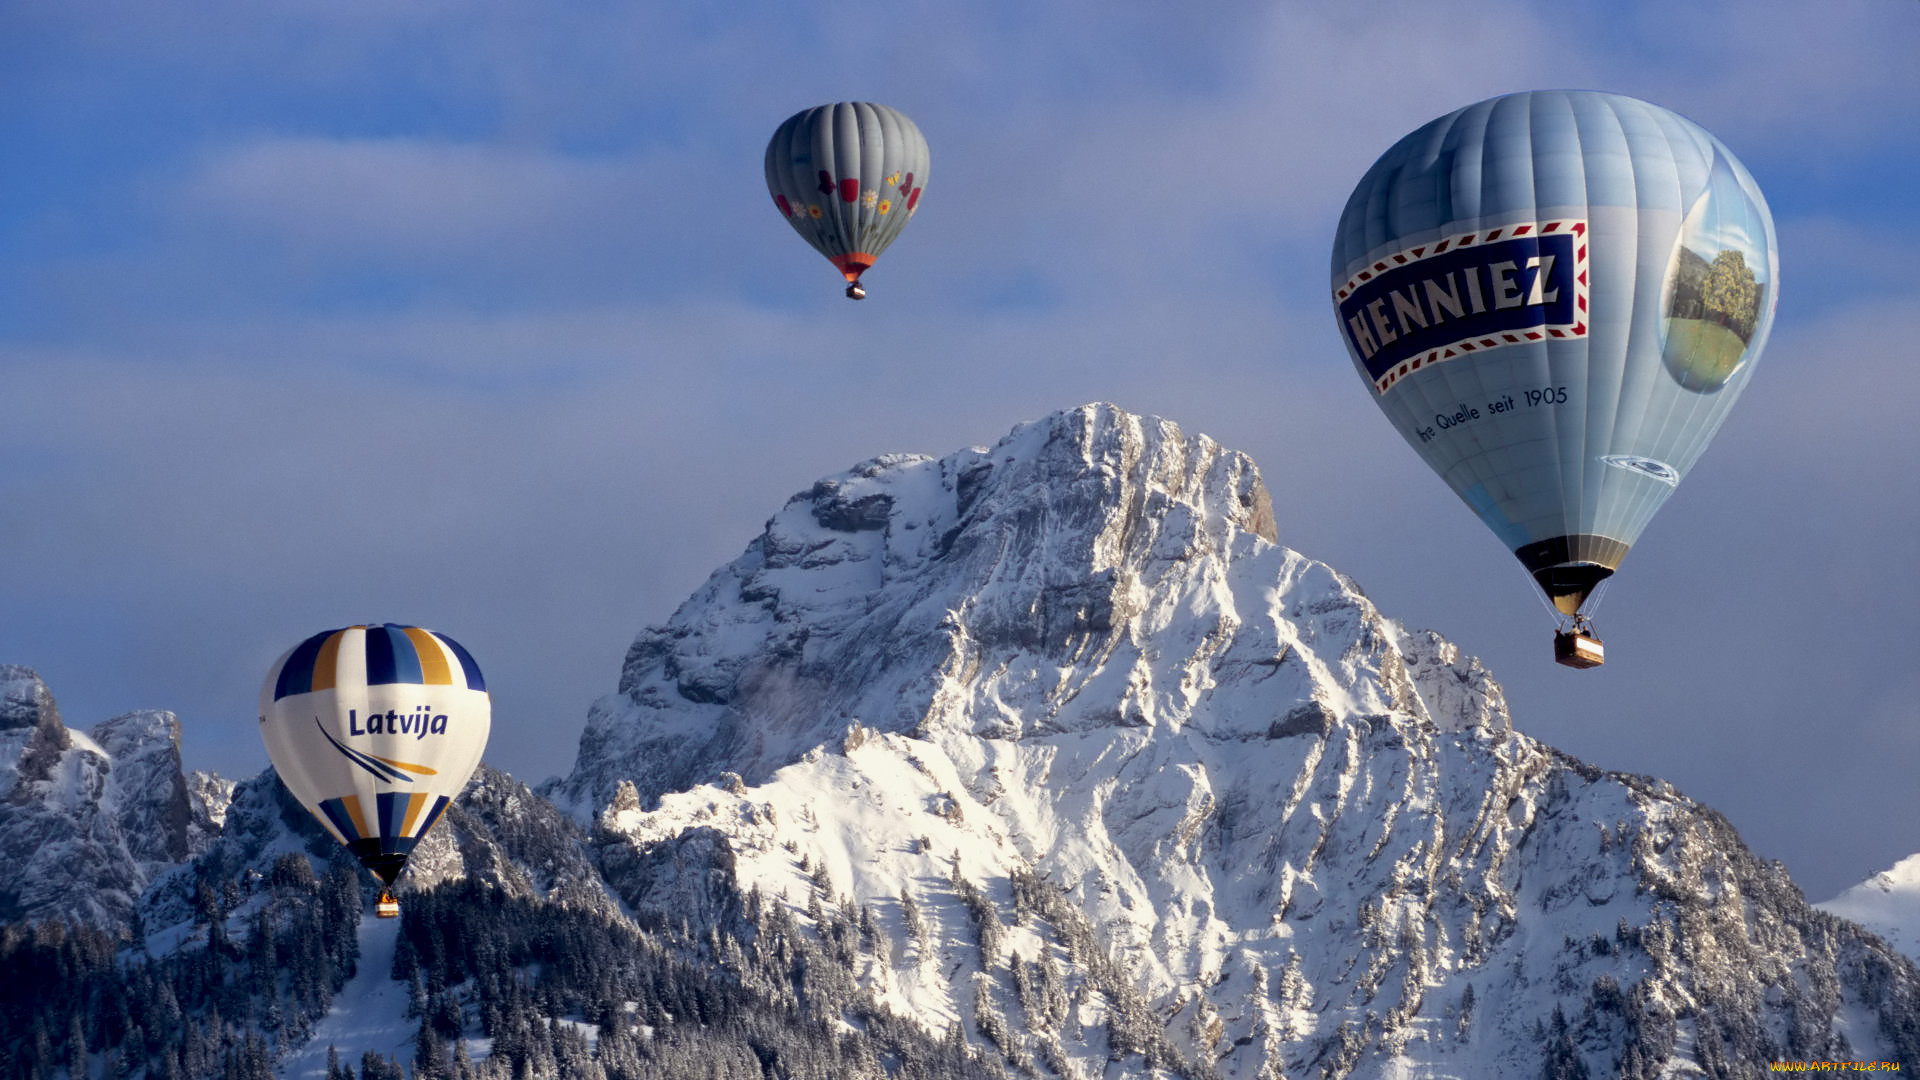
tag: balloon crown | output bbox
[267,623,486,702]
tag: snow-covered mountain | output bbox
[5,404,1919,1079]
[1820,855,1920,965]
[553,404,1920,1077]
[0,664,205,927]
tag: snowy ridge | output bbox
[1819,854,1920,964]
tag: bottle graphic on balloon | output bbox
[259,623,489,917]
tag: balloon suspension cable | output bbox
[1532,578,1569,625]
[1552,579,1611,638]
[1580,578,1613,620]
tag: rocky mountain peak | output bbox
[3,665,71,797]
[0,669,195,928]
[1,664,62,733]
[553,404,1311,816]
[561,403,1918,1077]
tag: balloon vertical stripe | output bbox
[417,795,451,838]
[316,794,375,843]
[315,797,356,843]
[274,632,327,700]
[398,791,430,836]
[309,629,344,694]
[404,627,452,685]
[346,795,372,841]
[376,792,405,841]
[363,625,406,685]
[435,632,486,692]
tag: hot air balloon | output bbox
[259,623,490,916]
[765,102,929,299]
[1330,91,1777,667]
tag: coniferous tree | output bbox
[121,1025,146,1077]
[1540,1006,1590,1080]
[66,1012,87,1080]
[415,1015,450,1080]
[28,1014,54,1080]
[180,1018,208,1077]
[360,1049,402,1080]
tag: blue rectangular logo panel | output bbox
[1334,221,1589,394]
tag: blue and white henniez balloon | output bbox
[1331,90,1777,667]
[259,623,490,915]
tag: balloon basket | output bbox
[1553,627,1605,669]
[376,891,400,919]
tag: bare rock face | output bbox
[559,404,1920,1078]
[93,710,194,866]
[185,769,237,857]
[3,665,70,795]
[550,404,1286,817]
[0,666,194,929]
[1,664,62,733]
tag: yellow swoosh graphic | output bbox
[367,755,440,776]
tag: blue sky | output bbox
[3,0,1917,900]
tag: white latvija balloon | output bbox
[259,623,489,909]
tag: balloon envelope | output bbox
[259,624,490,885]
[1331,90,1777,614]
[765,102,929,295]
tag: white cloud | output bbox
[184,138,651,256]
